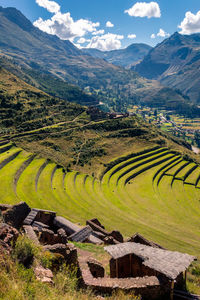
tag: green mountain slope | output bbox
[135,32,200,103]
[1,61,200,256]
[0,67,86,132]
[0,6,197,116]
[0,56,98,106]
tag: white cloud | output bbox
[86,33,124,51]
[75,44,82,49]
[128,34,136,39]
[157,28,170,37]
[106,21,114,28]
[36,0,60,13]
[77,37,87,44]
[178,11,200,35]
[34,11,100,41]
[151,29,170,39]
[125,2,161,19]
[92,29,105,35]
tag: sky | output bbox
[0,0,200,51]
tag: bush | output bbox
[13,236,39,267]
[191,265,200,277]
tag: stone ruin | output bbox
[0,202,196,299]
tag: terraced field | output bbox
[1,141,200,254]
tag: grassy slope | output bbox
[0,66,86,132]
[1,141,200,256]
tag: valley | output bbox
[1,3,200,299]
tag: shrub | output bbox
[13,235,39,267]
[191,265,200,277]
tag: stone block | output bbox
[3,202,31,228]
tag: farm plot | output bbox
[0,143,200,254]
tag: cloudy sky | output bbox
[0,0,200,51]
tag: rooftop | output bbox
[104,242,196,280]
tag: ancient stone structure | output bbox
[43,243,77,266]
[0,202,196,299]
[0,223,19,245]
[105,242,196,294]
[127,233,164,249]
[86,218,123,244]
[3,202,31,228]
[54,216,102,244]
[68,225,92,242]
[87,258,105,278]
[78,254,170,300]
[23,225,40,245]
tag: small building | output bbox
[105,242,196,291]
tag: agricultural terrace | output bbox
[0,141,200,255]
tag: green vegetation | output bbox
[0,233,139,300]
[0,141,200,257]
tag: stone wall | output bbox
[78,254,171,300]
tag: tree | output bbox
[194,130,200,147]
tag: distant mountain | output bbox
[82,43,152,68]
[0,56,98,106]
[134,32,200,103]
[0,6,198,116]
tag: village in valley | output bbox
[128,105,200,151]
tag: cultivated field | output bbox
[1,142,200,255]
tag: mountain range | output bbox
[82,43,151,68]
[135,32,200,103]
[0,6,199,116]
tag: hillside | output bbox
[0,56,98,106]
[0,49,200,297]
[0,6,197,116]
[82,43,152,68]
[134,32,200,103]
[0,66,87,132]
[0,74,199,254]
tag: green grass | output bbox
[185,166,200,184]
[1,145,200,257]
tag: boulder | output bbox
[3,202,31,228]
[34,265,53,284]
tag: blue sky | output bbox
[0,0,200,50]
